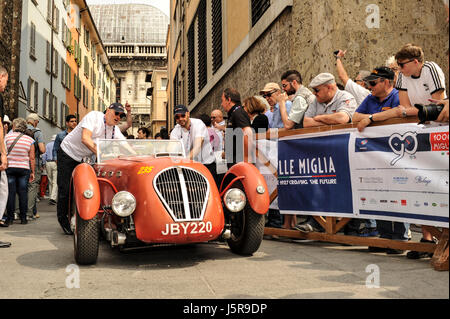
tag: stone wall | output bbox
[0,0,22,118]
[191,0,449,117]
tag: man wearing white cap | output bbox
[259,82,292,129]
[42,134,58,205]
[295,73,357,233]
[303,73,357,128]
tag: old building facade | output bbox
[18,0,116,142]
[90,3,169,137]
[0,0,23,119]
[168,0,449,119]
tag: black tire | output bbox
[73,203,99,265]
[227,188,265,255]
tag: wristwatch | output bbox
[368,115,374,123]
[402,110,407,118]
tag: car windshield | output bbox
[96,139,186,163]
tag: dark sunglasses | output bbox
[262,90,278,98]
[367,79,384,87]
[312,87,321,93]
[397,59,415,68]
[115,112,126,118]
[175,113,186,120]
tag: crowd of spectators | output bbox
[1,40,448,258]
[194,42,448,258]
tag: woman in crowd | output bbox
[3,118,35,226]
[243,96,269,132]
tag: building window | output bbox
[211,0,222,74]
[187,23,195,104]
[27,77,39,112]
[197,0,207,92]
[51,95,58,123]
[251,0,270,27]
[53,6,60,33]
[46,41,51,73]
[173,70,179,106]
[47,0,52,24]
[43,89,50,119]
[161,78,168,91]
[30,22,37,60]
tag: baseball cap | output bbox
[174,104,189,115]
[259,83,281,95]
[309,73,336,88]
[108,102,125,113]
[363,67,395,81]
[106,103,126,118]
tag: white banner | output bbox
[274,123,449,227]
[349,123,448,227]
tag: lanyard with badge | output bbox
[104,116,115,139]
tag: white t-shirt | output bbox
[61,111,125,162]
[345,79,370,106]
[396,61,447,106]
[170,118,215,165]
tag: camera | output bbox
[414,103,444,124]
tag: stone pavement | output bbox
[0,198,448,299]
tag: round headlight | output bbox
[224,188,246,213]
[112,191,136,217]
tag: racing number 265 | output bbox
[161,222,212,236]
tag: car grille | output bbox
[154,167,210,221]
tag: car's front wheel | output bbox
[73,201,99,265]
[226,185,265,255]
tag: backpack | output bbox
[24,127,43,160]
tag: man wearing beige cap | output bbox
[260,82,292,129]
[26,113,46,220]
[303,73,357,128]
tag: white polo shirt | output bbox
[396,61,447,105]
[170,118,215,165]
[61,111,125,162]
[345,79,370,106]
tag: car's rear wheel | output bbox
[73,201,99,265]
[226,183,265,255]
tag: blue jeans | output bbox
[6,167,30,222]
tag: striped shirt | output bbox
[396,61,447,106]
[5,132,34,170]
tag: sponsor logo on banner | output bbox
[415,176,431,186]
[401,200,407,206]
[430,132,449,152]
[388,132,418,165]
[393,176,408,184]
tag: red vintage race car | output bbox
[69,139,270,265]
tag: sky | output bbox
[85,0,170,17]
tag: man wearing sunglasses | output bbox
[273,70,315,131]
[395,44,446,117]
[353,67,401,132]
[302,73,357,128]
[170,105,218,185]
[259,82,292,129]
[56,103,126,235]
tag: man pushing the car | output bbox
[170,104,219,187]
[56,103,126,234]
